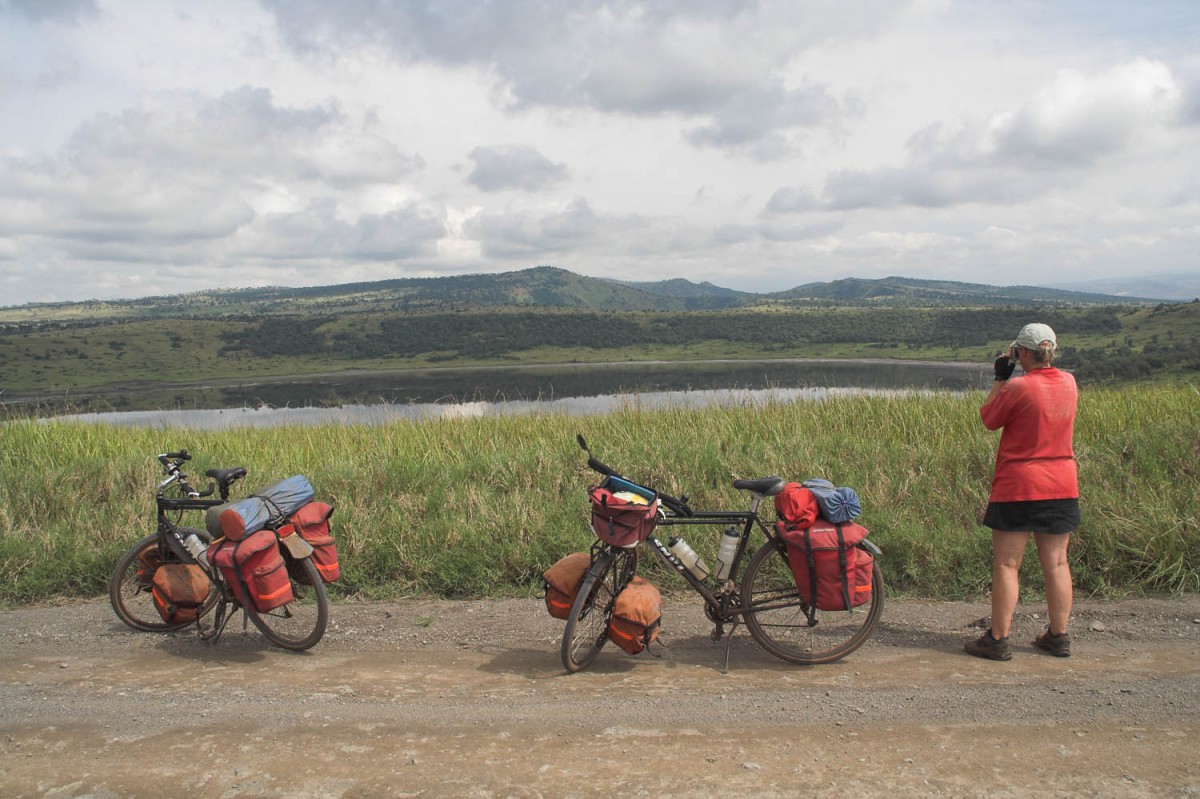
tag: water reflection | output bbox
[15,357,987,420]
[51,385,964,430]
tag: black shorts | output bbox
[982,498,1080,534]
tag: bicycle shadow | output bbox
[100,620,277,664]
[868,620,980,654]
[653,629,814,672]
[477,646,637,679]
[476,630,811,679]
[154,633,279,664]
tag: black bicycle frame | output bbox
[645,509,775,622]
[156,494,225,564]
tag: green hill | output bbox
[0,266,1154,324]
[775,276,1152,306]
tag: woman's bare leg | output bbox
[1034,532,1073,634]
[989,531,1030,638]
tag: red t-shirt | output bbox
[980,367,1079,502]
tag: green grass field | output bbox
[2,384,1196,606]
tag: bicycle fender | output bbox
[859,539,882,556]
[280,534,314,559]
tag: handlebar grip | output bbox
[587,456,615,476]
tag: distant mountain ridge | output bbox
[776,276,1151,305]
[1044,273,1199,302]
[0,266,1164,322]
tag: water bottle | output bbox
[668,536,709,580]
[714,527,740,581]
[183,531,209,568]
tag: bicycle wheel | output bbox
[741,539,884,665]
[244,556,329,651]
[561,546,638,673]
[110,531,218,632]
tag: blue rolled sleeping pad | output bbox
[802,478,862,524]
[205,475,316,538]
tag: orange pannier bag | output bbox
[151,563,210,624]
[136,543,162,590]
[607,576,662,655]
[542,552,592,620]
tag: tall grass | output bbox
[2,384,1197,605]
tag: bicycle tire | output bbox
[244,556,329,651]
[110,530,218,632]
[741,539,884,665]
[560,546,638,673]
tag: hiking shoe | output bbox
[964,629,1011,661]
[1033,628,1071,657]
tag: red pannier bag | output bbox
[607,576,662,655]
[542,552,592,619]
[774,482,819,527]
[277,502,339,584]
[209,529,294,612]
[778,520,874,611]
[589,486,659,547]
[151,563,210,624]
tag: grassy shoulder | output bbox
[2,384,1196,605]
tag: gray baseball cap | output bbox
[1010,322,1057,351]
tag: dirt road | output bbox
[2,596,1198,798]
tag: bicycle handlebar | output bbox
[155,450,242,500]
[586,455,614,476]
[158,450,191,466]
[578,434,694,517]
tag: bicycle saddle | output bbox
[206,467,247,489]
[732,477,785,496]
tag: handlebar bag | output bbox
[210,529,294,612]
[589,486,659,547]
[542,552,592,620]
[150,563,210,624]
[774,483,819,527]
[276,502,339,584]
[607,576,662,655]
[778,520,873,611]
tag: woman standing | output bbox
[965,323,1079,661]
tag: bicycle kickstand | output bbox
[198,601,233,643]
[720,622,740,674]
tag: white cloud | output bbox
[467,145,568,192]
[0,0,1199,304]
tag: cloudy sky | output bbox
[1,0,1198,306]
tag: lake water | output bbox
[40,358,988,429]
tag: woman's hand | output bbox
[994,354,1016,381]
